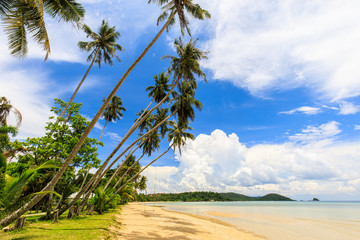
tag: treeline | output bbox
[138,192,294,202]
[138,191,228,202]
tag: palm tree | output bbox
[60,38,207,216]
[163,37,208,88]
[149,0,211,35]
[59,21,124,118]
[79,96,125,195]
[98,96,126,145]
[0,2,210,226]
[1,0,84,59]
[171,81,202,128]
[0,97,22,127]
[112,119,194,197]
[146,73,171,103]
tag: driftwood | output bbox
[14,217,26,230]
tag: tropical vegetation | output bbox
[0,0,212,234]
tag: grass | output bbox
[0,208,121,240]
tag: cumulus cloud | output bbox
[144,126,360,199]
[280,106,321,115]
[194,0,360,101]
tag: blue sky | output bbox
[1,0,360,200]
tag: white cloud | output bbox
[0,64,56,139]
[338,101,360,115]
[354,125,360,131]
[280,106,321,115]
[288,121,341,144]
[144,127,360,199]
[194,0,360,101]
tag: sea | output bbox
[146,201,360,240]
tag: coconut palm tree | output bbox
[146,73,171,103]
[1,0,84,59]
[163,37,208,88]
[149,0,211,35]
[0,2,210,224]
[112,119,194,197]
[98,96,126,145]
[59,21,124,118]
[0,97,22,127]
[59,38,207,216]
[79,96,125,193]
[171,81,202,128]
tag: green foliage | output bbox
[0,162,59,218]
[1,0,85,59]
[4,99,102,214]
[139,192,294,202]
[140,191,227,202]
[90,187,120,214]
[78,20,124,68]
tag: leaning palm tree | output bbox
[2,0,84,59]
[0,2,210,226]
[60,38,208,217]
[171,81,202,128]
[59,20,124,118]
[112,120,194,197]
[78,95,125,192]
[0,97,22,127]
[98,96,126,145]
[146,73,171,103]
[163,37,208,88]
[150,0,211,35]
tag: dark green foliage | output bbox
[220,192,254,201]
[139,192,294,202]
[139,191,227,202]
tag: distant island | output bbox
[137,192,294,202]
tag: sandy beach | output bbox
[111,202,265,240]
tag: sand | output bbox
[111,202,265,240]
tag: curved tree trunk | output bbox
[0,11,177,228]
[112,153,145,190]
[59,78,179,216]
[59,47,100,118]
[103,144,141,191]
[112,144,173,198]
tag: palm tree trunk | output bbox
[112,144,173,198]
[79,119,107,192]
[112,153,145,190]
[59,47,100,119]
[63,110,175,216]
[60,78,179,216]
[103,144,141,191]
[96,120,108,148]
[0,12,179,225]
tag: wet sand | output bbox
[111,202,265,240]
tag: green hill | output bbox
[220,192,254,201]
[220,192,293,201]
[258,193,294,201]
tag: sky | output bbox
[1,0,360,201]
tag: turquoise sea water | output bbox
[146,201,360,240]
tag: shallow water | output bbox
[146,201,360,240]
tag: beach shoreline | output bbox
[112,202,265,240]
